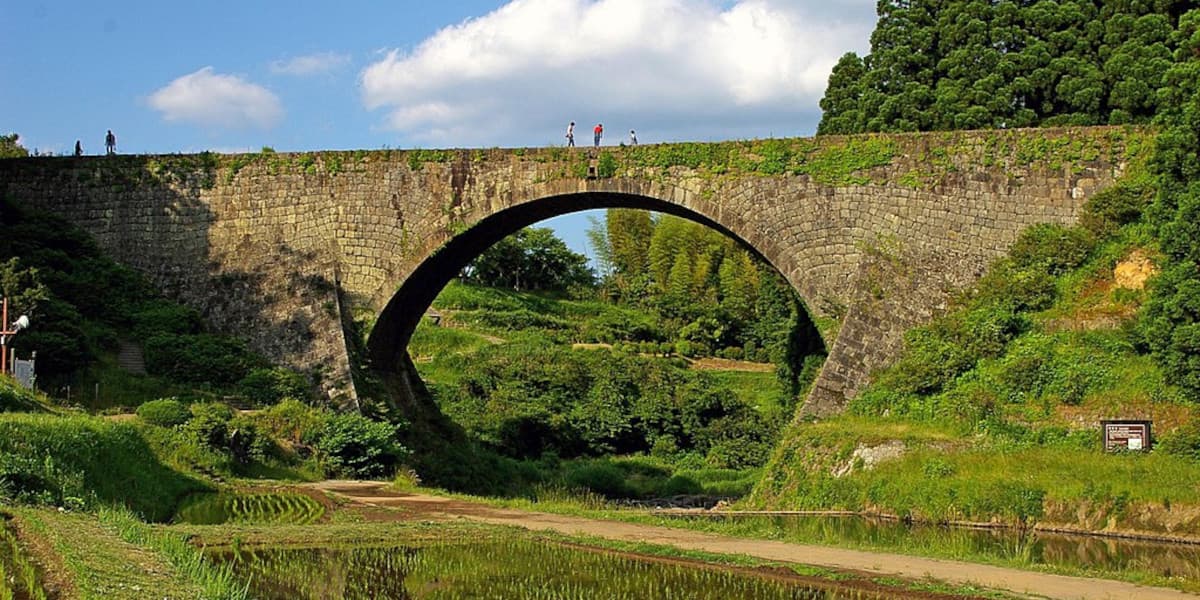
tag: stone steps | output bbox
[116,340,146,375]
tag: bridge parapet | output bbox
[0,126,1151,413]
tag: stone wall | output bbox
[0,126,1148,413]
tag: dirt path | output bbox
[313,481,1197,600]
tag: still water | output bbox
[210,536,923,599]
[660,513,1200,581]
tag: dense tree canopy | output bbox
[0,133,27,159]
[463,227,594,293]
[818,1,1193,134]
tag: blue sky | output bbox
[1,0,876,259]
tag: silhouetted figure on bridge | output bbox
[566,121,575,147]
[105,130,116,155]
[74,140,82,157]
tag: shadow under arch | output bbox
[367,191,825,373]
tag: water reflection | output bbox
[665,514,1200,581]
[211,537,930,599]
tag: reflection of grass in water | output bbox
[648,514,1200,592]
[175,492,324,525]
[213,534,894,600]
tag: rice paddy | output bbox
[0,517,49,600]
[174,492,324,525]
[210,534,911,600]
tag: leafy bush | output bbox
[226,416,277,464]
[312,412,406,479]
[144,333,262,386]
[136,398,191,427]
[237,367,309,405]
[131,299,203,339]
[1008,224,1096,276]
[253,398,328,443]
[184,402,234,449]
[1158,420,1200,461]
[1080,179,1154,235]
[564,462,629,497]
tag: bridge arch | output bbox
[367,190,826,375]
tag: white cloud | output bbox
[270,52,351,76]
[148,67,284,130]
[360,0,874,146]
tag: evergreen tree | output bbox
[818,1,1192,134]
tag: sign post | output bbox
[1102,420,1152,452]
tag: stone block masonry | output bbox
[0,126,1149,415]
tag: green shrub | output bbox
[1158,420,1200,460]
[312,412,406,479]
[237,367,309,405]
[1008,223,1096,276]
[660,474,703,496]
[184,402,234,449]
[131,299,203,339]
[564,462,629,497]
[974,261,1058,311]
[253,398,329,443]
[1080,179,1154,235]
[227,416,276,464]
[144,333,262,386]
[135,398,191,427]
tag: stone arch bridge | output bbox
[0,127,1148,416]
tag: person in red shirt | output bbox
[593,123,603,147]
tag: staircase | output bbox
[116,340,147,375]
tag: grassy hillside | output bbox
[0,413,209,521]
[755,179,1200,534]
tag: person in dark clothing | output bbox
[105,130,116,155]
[74,140,82,156]
[593,123,603,147]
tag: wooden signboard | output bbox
[1101,420,1152,452]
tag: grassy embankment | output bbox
[754,175,1200,536]
[0,380,246,598]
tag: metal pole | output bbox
[1,298,9,376]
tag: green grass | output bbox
[0,413,210,521]
[706,370,788,414]
[0,514,49,600]
[752,414,1200,532]
[0,375,53,414]
[12,507,231,599]
[74,354,203,410]
[97,506,248,599]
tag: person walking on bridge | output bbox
[593,123,603,147]
[105,130,116,155]
[566,121,575,147]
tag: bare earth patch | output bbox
[1114,249,1157,290]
